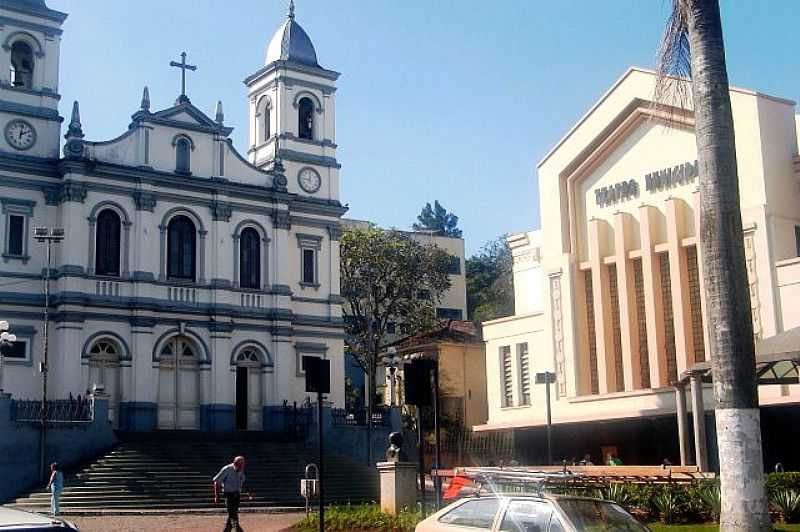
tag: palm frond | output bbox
[654,0,693,113]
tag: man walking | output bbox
[213,455,252,532]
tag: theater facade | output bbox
[479,68,800,470]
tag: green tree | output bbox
[656,1,770,529]
[413,200,463,238]
[466,236,514,322]
[341,225,451,463]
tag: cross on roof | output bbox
[170,51,197,104]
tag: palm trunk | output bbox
[686,1,770,529]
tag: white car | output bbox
[415,494,649,532]
[0,507,79,531]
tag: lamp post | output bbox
[0,320,17,394]
[534,371,556,465]
[34,226,64,482]
[382,347,401,406]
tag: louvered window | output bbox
[686,246,706,363]
[518,343,530,406]
[633,259,651,388]
[585,270,599,394]
[608,264,625,392]
[659,253,678,384]
[500,346,513,407]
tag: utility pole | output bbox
[34,227,64,482]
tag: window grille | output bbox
[686,246,706,363]
[608,264,624,392]
[633,259,651,388]
[585,270,599,394]
[500,346,513,407]
[659,253,678,384]
[518,343,530,405]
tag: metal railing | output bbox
[11,399,94,423]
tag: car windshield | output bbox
[558,499,649,531]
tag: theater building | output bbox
[478,68,800,470]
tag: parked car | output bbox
[415,494,649,532]
[0,507,79,531]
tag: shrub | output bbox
[695,481,721,523]
[597,483,635,509]
[293,504,421,532]
[770,489,800,524]
[767,473,800,498]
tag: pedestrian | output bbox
[213,455,253,532]
[580,453,593,466]
[47,462,64,516]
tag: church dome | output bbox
[265,2,319,68]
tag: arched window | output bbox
[257,97,271,144]
[175,137,191,174]
[239,227,261,289]
[9,41,33,89]
[95,209,121,276]
[298,97,314,140]
[236,348,261,366]
[167,215,196,281]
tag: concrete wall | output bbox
[0,393,116,503]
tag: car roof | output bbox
[457,493,614,504]
[0,506,61,527]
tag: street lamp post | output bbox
[33,226,64,482]
[382,347,401,406]
[0,321,18,394]
[534,371,556,465]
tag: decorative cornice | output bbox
[58,181,87,203]
[132,191,156,212]
[273,211,291,230]
[210,200,232,222]
[327,224,342,241]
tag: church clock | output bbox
[298,167,321,193]
[5,120,37,151]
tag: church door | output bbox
[234,349,263,430]
[87,339,121,429]
[157,336,200,430]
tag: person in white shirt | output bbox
[213,456,252,531]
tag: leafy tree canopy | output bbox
[341,226,452,384]
[412,200,463,238]
[466,236,514,322]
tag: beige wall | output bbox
[481,67,800,431]
[438,342,488,428]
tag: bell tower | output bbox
[244,1,340,200]
[0,0,67,158]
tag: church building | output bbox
[0,0,347,432]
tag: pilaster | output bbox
[665,197,695,374]
[52,322,84,398]
[588,218,618,394]
[639,205,669,388]
[613,212,640,391]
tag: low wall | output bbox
[0,393,117,503]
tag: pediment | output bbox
[133,100,234,137]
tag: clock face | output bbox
[298,167,321,193]
[5,120,36,151]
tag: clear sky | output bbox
[48,0,799,255]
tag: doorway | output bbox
[157,336,200,430]
[236,366,248,430]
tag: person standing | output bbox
[46,462,64,516]
[213,455,252,532]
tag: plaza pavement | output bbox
[68,512,306,531]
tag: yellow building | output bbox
[479,68,800,470]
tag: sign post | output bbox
[304,356,330,532]
[534,371,556,465]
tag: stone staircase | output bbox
[11,432,378,514]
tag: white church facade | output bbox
[0,0,347,432]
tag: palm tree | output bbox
[655,1,770,529]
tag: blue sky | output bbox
[48,0,799,255]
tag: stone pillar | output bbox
[588,218,618,393]
[690,371,709,471]
[127,316,157,431]
[52,322,84,398]
[377,462,418,516]
[665,198,696,375]
[639,205,669,388]
[674,384,691,466]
